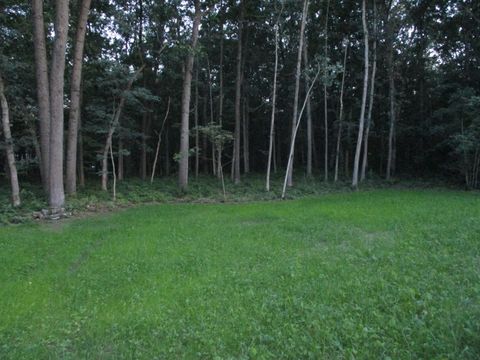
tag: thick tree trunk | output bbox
[334,39,349,182]
[323,0,330,182]
[178,0,201,191]
[303,43,313,177]
[361,0,377,182]
[233,0,244,184]
[0,72,20,206]
[48,0,69,212]
[287,0,308,187]
[66,0,91,195]
[32,0,51,192]
[352,0,369,189]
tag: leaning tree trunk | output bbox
[287,0,309,187]
[233,0,244,184]
[334,39,348,182]
[352,0,369,189]
[66,0,91,195]
[0,71,20,206]
[101,65,145,191]
[178,0,201,191]
[32,0,51,192]
[48,0,70,212]
[361,0,377,182]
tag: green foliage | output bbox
[0,190,479,358]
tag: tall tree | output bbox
[323,0,330,182]
[287,0,308,187]
[48,0,70,212]
[352,0,369,189]
[178,0,201,191]
[66,0,92,194]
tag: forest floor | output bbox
[0,189,479,358]
[0,174,462,225]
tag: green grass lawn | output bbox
[0,189,479,359]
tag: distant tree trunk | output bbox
[0,72,20,206]
[287,0,308,187]
[194,65,200,179]
[334,39,349,182]
[217,3,224,177]
[78,115,86,187]
[386,46,396,180]
[102,65,144,191]
[48,0,69,212]
[303,42,313,177]
[243,97,250,173]
[32,0,51,192]
[265,4,280,191]
[151,98,170,183]
[178,0,201,191]
[66,0,91,195]
[361,0,377,182]
[233,0,245,184]
[323,0,330,182]
[118,137,124,181]
[140,112,148,180]
[207,58,216,177]
[352,0,369,189]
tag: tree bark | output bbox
[334,39,349,182]
[323,0,330,182]
[233,0,245,184]
[0,71,21,206]
[178,0,201,191]
[361,0,377,182]
[48,0,70,212]
[66,0,91,195]
[352,0,369,189]
[32,0,51,192]
[287,0,308,187]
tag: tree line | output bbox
[0,0,479,211]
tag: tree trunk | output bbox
[303,42,313,177]
[287,0,309,187]
[32,0,51,192]
[140,112,147,180]
[334,39,349,182]
[0,72,20,206]
[217,3,224,177]
[151,98,170,183]
[178,0,201,191]
[78,115,86,187]
[243,97,250,173]
[323,0,330,182]
[66,0,91,195]
[233,0,245,184]
[48,0,69,212]
[351,0,369,189]
[266,5,281,191]
[361,0,377,182]
[118,137,124,181]
[386,40,396,180]
[102,65,144,190]
[194,64,199,179]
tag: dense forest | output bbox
[0,0,479,213]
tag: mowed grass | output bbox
[0,190,479,359]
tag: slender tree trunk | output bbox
[217,3,224,177]
[118,137,124,181]
[78,115,86,187]
[194,65,200,179]
[287,0,309,187]
[323,0,330,182]
[282,67,321,199]
[303,42,313,177]
[243,97,250,173]
[140,112,147,180]
[334,39,349,182]
[352,0,369,189]
[386,42,396,180]
[151,98,170,183]
[48,0,69,212]
[66,0,91,195]
[102,65,144,190]
[361,0,377,182]
[0,72,20,206]
[265,9,279,191]
[178,0,201,191]
[233,0,245,184]
[207,59,217,177]
[32,0,51,192]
